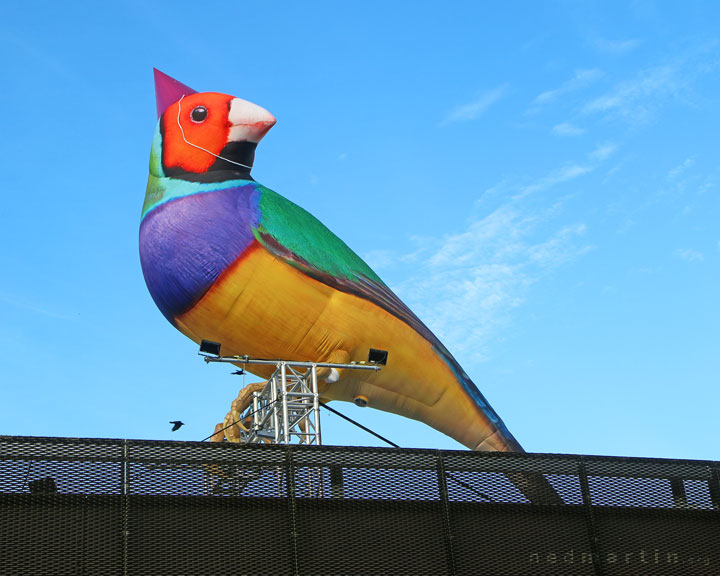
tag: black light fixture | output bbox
[199,339,222,357]
[368,348,388,365]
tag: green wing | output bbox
[253,184,433,340]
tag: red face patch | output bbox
[161,92,234,174]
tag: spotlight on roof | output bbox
[199,339,222,357]
[368,348,388,366]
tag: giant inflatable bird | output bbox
[140,69,522,453]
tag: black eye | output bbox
[191,106,208,123]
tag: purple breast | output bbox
[139,183,260,322]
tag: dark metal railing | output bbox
[1,435,719,575]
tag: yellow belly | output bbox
[176,243,510,451]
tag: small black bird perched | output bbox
[169,420,184,432]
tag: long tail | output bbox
[431,340,524,452]
[432,345,564,505]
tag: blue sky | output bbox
[1,1,718,460]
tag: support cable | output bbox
[318,401,493,502]
[318,401,400,448]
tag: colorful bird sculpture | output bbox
[140,69,523,453]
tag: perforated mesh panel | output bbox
[0,437,124,576]
[1,436,719,575]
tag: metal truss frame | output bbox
[203,355,381,445]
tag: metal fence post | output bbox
[436,451,456,576]
[710,463,720,510]
[578,457,604,576]
[121,439,129,576]
[285,446,300,576]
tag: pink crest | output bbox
[154,68,198,118]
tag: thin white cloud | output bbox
[441,85,508,126]
[517,142,615,198]
[392,203,591,362]
[589,37,642,55]
[581,42,720,127]
[0,293,75,320]
[552,122,585,137]
[426,206,534,268]
[582,65,679,122]
[378,146,613,361]
[519,164,592,197]
[363,140,620,362]
[529,223,591,267]
[673,248,704,262]
[589,143,617,161]
[362,249,396,271]
[668,158,695,179]
[533,69,603,106]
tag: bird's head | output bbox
[152,69,276,181]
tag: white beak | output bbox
[228,98,276,143]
